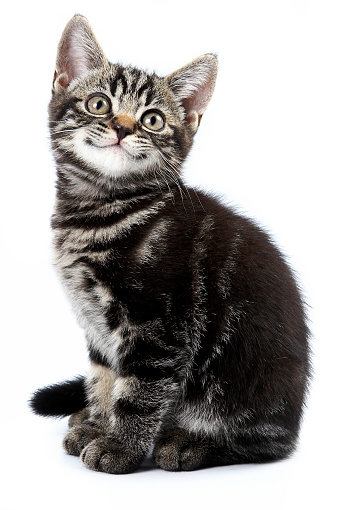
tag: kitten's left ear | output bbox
[165,54,218,133]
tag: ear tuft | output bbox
[53,15,108,93]
[166,54,218,132]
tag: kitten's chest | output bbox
[52,222,127,365]
[52,199,172,332]
[54,228,114,320]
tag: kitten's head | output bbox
[50,15,217,184]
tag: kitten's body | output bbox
[31,16,310,473]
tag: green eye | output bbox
[86,94,111,115]
[141,110,165,131]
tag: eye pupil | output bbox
[96,100,103,110]
[151,116,156,126]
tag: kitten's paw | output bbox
[153,429,211,471]
[81,436,143,474]
[63,424,103,457]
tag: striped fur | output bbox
[31,16,310,474]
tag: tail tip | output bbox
[29,376,87,418]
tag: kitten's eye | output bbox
[86,94,111,115]
[141,110,165,131]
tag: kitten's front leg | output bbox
[80,366,177,474]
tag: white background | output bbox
[1,1,338,509]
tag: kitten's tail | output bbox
[29,376,87,418]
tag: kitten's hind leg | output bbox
[154,417,298,471]
[153,428,218,471]
[63,410,104,457]
[68,407,90,427]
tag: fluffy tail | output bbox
[29,376,87,418]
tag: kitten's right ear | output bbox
[165,54,218,133]
[53,15,108,93]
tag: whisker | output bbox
[156,153,192,212]
[153,168,176,207]
[161,167,186,211]
[50,129,76,136]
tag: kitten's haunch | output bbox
[30,15,310,474]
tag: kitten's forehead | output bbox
[109,64,154,89]
[108,63,161,107]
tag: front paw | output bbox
[81,436,143,474]
[63,424,103,456]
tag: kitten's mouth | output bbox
[86,138,125,150]
[84,137,140,161]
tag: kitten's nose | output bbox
[111,114,135,142]
[112,122,133,141]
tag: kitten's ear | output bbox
[53,15,109,93]
[165,54,218,133]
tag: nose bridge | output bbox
[113,113,135,131]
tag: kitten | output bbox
[30,15,310,474]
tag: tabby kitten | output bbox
[30,15,310,474]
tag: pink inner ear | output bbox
[181,79,213,117]
[67,35,92,80]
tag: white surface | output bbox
[1,1,338,509]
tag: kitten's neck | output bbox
[52,161,177,229]
[55,160,174,200]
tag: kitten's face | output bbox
[49,16,217,184]
[50,65,191,179]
